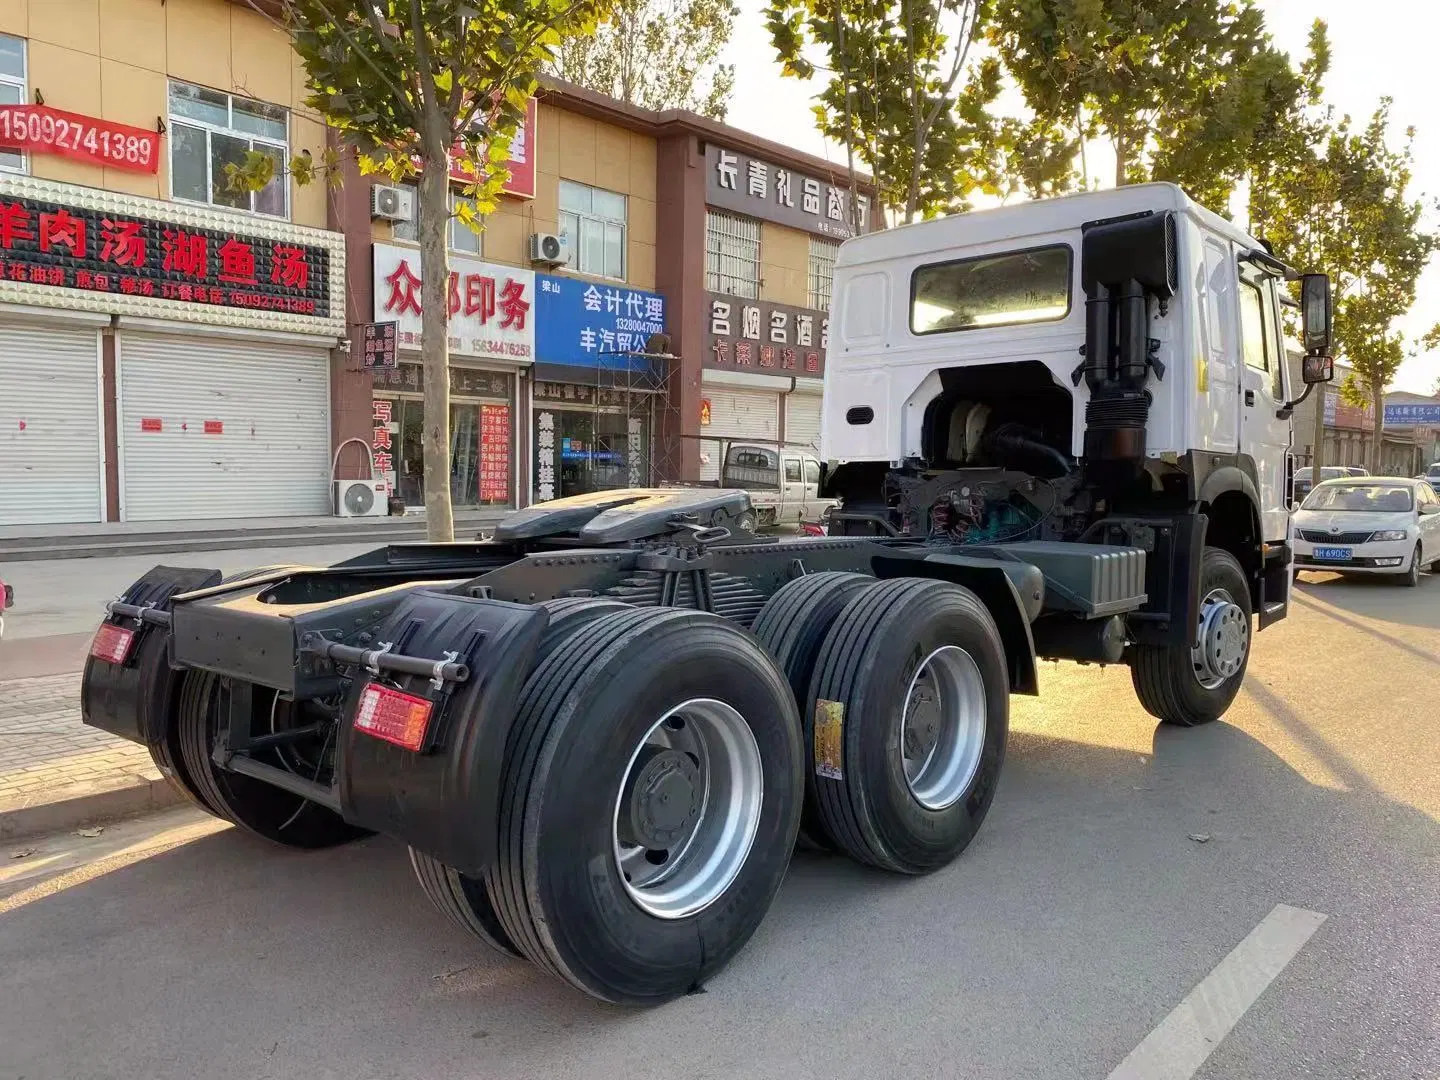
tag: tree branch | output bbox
[292,0,414,122]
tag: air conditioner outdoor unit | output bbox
[335,479,388,518]
[530,232,569,266]
[371,184,416,223]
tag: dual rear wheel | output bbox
[415,580,1011,1003]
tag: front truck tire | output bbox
[806,578,1009,875]
[1130,546,1252,727]
[176,670,368,848]
[751,571,878,851]
[484,606,803,1004]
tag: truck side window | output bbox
[784,459,802,483]
[804,459,820,484]
[1260,278,1286,402]
[1238,280,1268,374]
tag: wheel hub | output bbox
[899,646,988,811]
[619,747,703,851]
[1191,589,1248,690]
[903,682,942,761]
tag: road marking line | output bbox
[1106,903,1328,1080]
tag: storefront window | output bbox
[533,382,651,502]
[373,363,514,508]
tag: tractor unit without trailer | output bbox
[80,185,1334,1006]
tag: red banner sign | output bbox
[0,105,161,174]
[445,97,538,199]
[480,403,512,502]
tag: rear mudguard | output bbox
[336,591,547,876]
[81,565,223,750]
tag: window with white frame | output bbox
[390,184,483,255]
[808,237,839,310]
[0,35,25,173]
[706,211,760,298]
[559,180,626,279]
[168,81,289,218]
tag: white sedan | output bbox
[1292,477,1440,586]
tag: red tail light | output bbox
[354,683,433,751]
[90,623,136,665]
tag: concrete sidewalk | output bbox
[0,673,183,842]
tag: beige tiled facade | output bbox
[369,102,659,291]
[0,0,327,225]
[759,221,813,308]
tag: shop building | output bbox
[0,0,344,527]
[0,0,879,529]
[331,81,878,506]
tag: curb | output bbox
[0,774,187,842]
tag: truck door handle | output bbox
[1244,390,1256,407]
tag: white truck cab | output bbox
[820,183,1334,723]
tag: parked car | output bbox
[720,443,836,528]
[1293,466,1348,503]
[1342,466,1370,477]
[1292,476,1440,586]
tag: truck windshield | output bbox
[1301,484,1414,512]
[911,245,1072,334]
[722,446,780,490]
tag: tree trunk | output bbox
[1368,379,1385,474]
[1310,381,1327,479]
[418,153,455,543]
[1114,134,1128,187]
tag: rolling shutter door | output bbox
[119,333,331,521]
[0,321,101,526]
[785,391,823,453]
[700,387,780,482]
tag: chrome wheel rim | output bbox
[612,698,763,920]
[900,646,987,811]
[1191,587,1248,690]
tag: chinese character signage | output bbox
[534,273,665,369]
[447,97,538,200]
[0,175,342,335]
[706,144,873,240]
[1383,401,1440,426]
[360,321,398,370]
[0,106,161,174]
[1323,391,1374,430]
[704,292,828,377]
[371,398,397,494]
[479,404,512,502]
[373,243,535,362]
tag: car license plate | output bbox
[1313,546,1352,561]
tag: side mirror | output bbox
[1301,273,1333,359]
[1301,353,1334,385]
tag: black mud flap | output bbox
[81,565,223,747]
[336,592,547,877]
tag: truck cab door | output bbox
[1237,266,1293,542]
[782,456,804,522]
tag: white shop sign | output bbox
[372,243,535,363]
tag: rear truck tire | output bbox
[1130,547,1252,727]
[176,670,369,848]
[805,578,1009,875]
[1401,545,1422,586]
[405,596,630,957]
[735,509,759,533]
[751,571,878,852]
[408,849,522,958]
[485,606,803,1004]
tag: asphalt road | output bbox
[1,568,1437,1080]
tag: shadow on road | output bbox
[1,712,1436,1080]
[1293,568,1440,634]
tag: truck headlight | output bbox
[1371,530,1408,542]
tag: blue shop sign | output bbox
[1383,402,1440,426]
[535,274,665,369]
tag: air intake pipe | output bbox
[1075,212,1177,478]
